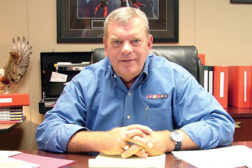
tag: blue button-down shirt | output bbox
[36,55,235,153]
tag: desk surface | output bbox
[21,141,252,168]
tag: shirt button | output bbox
[113,74,116,79]
[127,115,131,120]
[128,92,131,96]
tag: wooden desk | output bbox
[21,141,252,168]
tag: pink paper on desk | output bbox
[11,153,75,168]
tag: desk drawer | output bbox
[233,118,252,141]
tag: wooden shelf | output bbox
[0,116,25,133]
[227,107,252,118]
[227,107,252,141]
[0,122,19,133]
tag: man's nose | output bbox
[121,41,133,54]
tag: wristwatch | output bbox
[170,131,183,151]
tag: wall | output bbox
[0,0,251,150]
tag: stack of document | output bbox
[0,150,75,168]
[89,154,166,168]
[0,151,39,168]
[172,145,252,168]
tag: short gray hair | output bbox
[104,7,149,39]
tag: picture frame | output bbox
[57,0,178,43]
[231,0,252,3]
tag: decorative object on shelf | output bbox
[0,36,32,94]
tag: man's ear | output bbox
[148,34,153,50]
[103,37,107,51]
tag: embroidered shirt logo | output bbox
[146,94,168,99]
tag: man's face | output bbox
[103,18,153,83]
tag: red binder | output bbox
[228,66,251,108]
[0,93,29,107]
[213,66,229,109]
[198,54,205,65]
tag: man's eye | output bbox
[131,39,141,44]
[112,40,121,45]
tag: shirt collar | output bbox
[142,54,152,76]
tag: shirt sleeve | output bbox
[36,74,89,153]
[172,67,235,149]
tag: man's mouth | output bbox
[121,59,136,63]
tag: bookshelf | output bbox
[0,93,29,133]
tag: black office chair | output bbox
[91,46,203,86]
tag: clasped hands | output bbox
[101,124,170,158]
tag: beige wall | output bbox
[0,0,251,150]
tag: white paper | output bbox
[0,150,21,158]
[88,154,166,168]
[50,72,68,82]
[0,157,39,168]
[172,145,252,168]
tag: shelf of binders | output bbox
[199,53,252,141]
[0,93,29,133]
[203,65,252,141]
[203,65,252,109]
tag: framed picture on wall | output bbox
[57,0,178,43]
[231,0,252,3]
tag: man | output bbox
[36,7,235,158]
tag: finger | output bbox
[121,144,141,158]
[126,124,152,134]
[122,129,145,140]
[134,148,148,158]
[121,125,152,140]
[123,144,130,150]
[120,141,130,153]
[127,136,153,149]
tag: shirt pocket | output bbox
[145,107,173,131]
